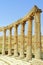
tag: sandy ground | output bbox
[0,55,43,65]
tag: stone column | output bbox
[34,11,41,59]
[2,29,6,55]
[19,23,25,58]
[14,25,18,57]
[8,28,12,55]
[26,18,32,60]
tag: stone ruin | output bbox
[0,5,43,62]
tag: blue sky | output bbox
[0,0,43,35]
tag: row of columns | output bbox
[2,11,41,61]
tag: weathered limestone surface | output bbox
[26,18,32,60]
[2,30,6,55]
[8,28,12,55]
[34,12,41,59]
[19,23,25,58]
[14,25,18,57]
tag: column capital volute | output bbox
[3,27,6,32]
[21,23,24,25]
[8,27,12,31]
[14,24,18,28]
[35,9,42,14]
[28,16,33,21]
[29,16,34,20]
[21,21,26,25]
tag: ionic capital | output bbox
[28,16,33,21]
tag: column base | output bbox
[14,53,18,57]
[2,53,5,55]
[22,57,32,62]
[8,51,11,56]
[18,55,25,59]
[14,54,24,60]
[35,48,41,59]
[2,51,5,55]
[8,53,11,56]
[26,46,32,61]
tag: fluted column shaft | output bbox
[14,25,18,57]
[2,30,6,55]
[20,23,25,58]
[34,12,41,59]
[8,28,12,55]
[26,19,32,60]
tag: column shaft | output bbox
[8,29,12,55]
[2,30,6,55]
[26,19,32,60]
[35,12,41,59]
[20,23,25,58]
[14,25,18,57]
